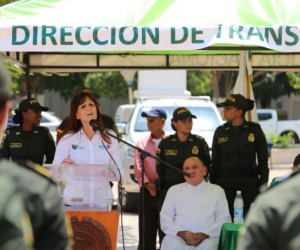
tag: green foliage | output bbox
[186,70,212,96]
[268,132,294,148]
[44,71,138,101]
[44,73,87,101]
[0,0,17,7]
[3,61,23,93]
[253,72,300,108]
[84,71,137,99]
[286,72,300,90]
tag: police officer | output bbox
[0,61,71,250]
[156,107,211,244]
[237,170,300,250]
[210,94,269,220]
[0,98,56,166]
[0,176,33,250]
[0,160,72,250]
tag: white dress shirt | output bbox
[160,181,231,240]
[53,129,124,206]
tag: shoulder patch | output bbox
[2,132,7,140]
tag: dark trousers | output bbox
[138,187,159,250]
[217,177,260,221]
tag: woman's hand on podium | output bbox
[61,158,75,164]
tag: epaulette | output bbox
[2,126,18,139]
[248,121,260,126]
[56,128,63,133]
[195,135,204,140]
[101,114,113,120]
[222,122,230,127]
[22,160,56,184]
[5,126,18,130]
[38,126,49,131]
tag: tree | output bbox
[44,71,138,101]
[252,72,300,108]
[186,70,212,96]
[0,0,17,6]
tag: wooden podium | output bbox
[66,207,119,250]
[44,164,121,249]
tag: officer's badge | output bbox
[16,132,20,135]
[156,148,161,154]
[248,133,255,142]
[2,133,6,139]
[33,130,38,134]
[72,144,78,150]
[192,146,199,155]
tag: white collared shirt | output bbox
[160,181,231,239]
[53,129,124,205]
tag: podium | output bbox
[44,164,120,250]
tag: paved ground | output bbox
[115,164,292,250]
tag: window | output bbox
[258,113,272,121]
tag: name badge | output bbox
[218,137,228,144]
[9,143,22,148]
[165,150,177,156]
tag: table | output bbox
[217,223,243,250]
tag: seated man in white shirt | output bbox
[160,157,231,250]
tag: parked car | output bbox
[7,111,62,142]
[118,96,224,212]
[257,109,300,143]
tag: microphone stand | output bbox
[94,126,190,250]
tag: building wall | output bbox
[268,94,300,120]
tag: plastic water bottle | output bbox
[233,191,244,224]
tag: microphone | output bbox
[89,119,103,133]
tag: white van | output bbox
[119,96,224,212]
[114,104,135,123]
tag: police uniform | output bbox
[156,133,211,204]
[0,159,72,250]
[237,171,300,250]
[211,120,269,219]
[0,126,56,166]
[56,113,119,140]
[0,176,33,250]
